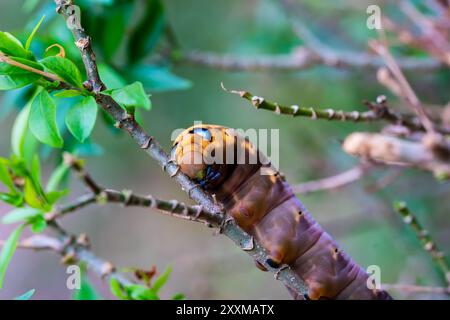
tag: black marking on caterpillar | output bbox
[171,124,392,300]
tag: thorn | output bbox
[309,107,317,120]
[251,96,264,108]
[140,137,153,150]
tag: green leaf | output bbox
[11,101,32,158]
[0,31,32,59]
[127,284,159,300]
[45,163,69,192]
[65,96,98,142]
[45,189,69,205]
[40,56,83,88]
[29,215,47,233]
[0,159,15,193]
[72,276,102,300]
[14,289,35,300]
[24,177,48,210]
[2,207,43,224]
[111,82,151,110]
[131,65,191,92]
[0,193,23,206]
[54,90,82,98]
[0,57,43,90]
[30,155,41,189]
[127,0,165,63]
[25,15,45,50]
[110,277,127,300]
[0,223,26,289]
[29,90,63,148]
[152,265,172,293]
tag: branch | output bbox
[222,84,450,135]
[180,48,441,73]
[0,52,64,83]
[343,132,450,179]
[369,40,436,135]
[46,189,223,227]
[54,0,309,297]
[394,202,450,286]
[291,163,372,194]
[4,233,132,288]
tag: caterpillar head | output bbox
[171,124,236,189]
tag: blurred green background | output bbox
[0,0,449,299]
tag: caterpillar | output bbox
[171,124,392,300]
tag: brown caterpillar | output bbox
[172,124,392,300]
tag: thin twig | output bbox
[394,202,450,285]
[369,40,436,135]
[54,0,309,297]
[291,164,372,194]
[0,52,64,83]
[180,49,441,72]
[63,153,102,194]
[46,189,223,227]
[222,84,450,134]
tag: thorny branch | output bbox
[222,83,450,135]
[53,0,309,297]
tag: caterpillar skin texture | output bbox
[172,124,392,300]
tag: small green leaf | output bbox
[65,96,98,142]
[11,101,32,158]
[152,265,172,293]
[0,223,26,289]
[73,275,102,300]
[0,57,43,90]
[0,31,32,59]
[110,277,127,300]
[25,15,45,50]
[45,163,69,192]
[29,215,47,233]
[2,207,42,224]
[24,177,48,210]
[111,82,151,110]
[0,193,23,206]
[45,189,69,205]
[29,90,63,148]
[54,90,82,98]
[127,284,159,300]
[30,155,41,189]
[0,159,15,193]
[14,289,35,300]
[40,56,83,88]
